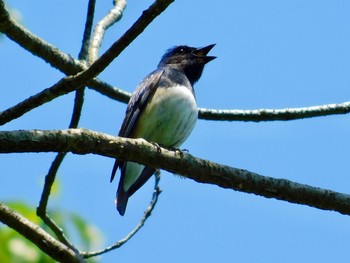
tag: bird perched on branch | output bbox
[110,44,216,215]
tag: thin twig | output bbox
[37,89,86,250]
[198,102,350,121]
[37,0,92,241]
[89,0,127,63]
[76,0,175,83]
[88,79,131,103]
[36,6,89,238]
[0,76,81,125]
[79,0,97,61]
[82,171,162,258]
[86,80,350,122]
[36,153,77,251]
[69,88,86,128]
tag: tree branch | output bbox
[36,88,86,251]
[0,0,174,125]
[37,0,93,242]
[0,76,83,125]
[78,0,97,61]
[0,0,129,104]
[37,152,76,249]
[77,0,174,82]
[0,203,87,263]
[0,0,175,79]
[88,0,127,63]
[90,85,350,121]
[198,101,350,121]
[88,79,131,103]
[1,128,350,216]
[82,171,162,258]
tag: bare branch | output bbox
[82,171,162,258]
[37,153,77,250]
[84,82,350,122]
[37,71,86,252]
[1,128,350,216]
[37,86,84,247]
[88,79,131,103]
[89,0,127,63]
[0,0,174,79]
[0,77,83,125]
[198,102,350,121]
[0,203,87,263]
[0,0,174,125]
[0,0,129,104]
[0,78,129,126]
[38,21,89,247]
[78,0,97,61]
[78,0,175,81]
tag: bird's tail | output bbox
[110,159,119,182]
[114,164,156,216]
[116,189,128,216]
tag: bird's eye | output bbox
[180,48,184,52]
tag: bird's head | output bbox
[158,44,216,84]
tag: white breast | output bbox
[133,84,198,147]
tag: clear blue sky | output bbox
[1,0,350,262]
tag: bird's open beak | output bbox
[193,44,216,63]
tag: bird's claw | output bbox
[151,142,162,153]
[172,148,188,158]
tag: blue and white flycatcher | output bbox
[111,44,216,215]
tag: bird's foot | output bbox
[151,142,162,153]
[172,147,188,158]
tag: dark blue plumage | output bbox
[111,44,216,215]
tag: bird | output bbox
[110,44,216,216]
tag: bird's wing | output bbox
[119,69,165,138]
[110,69,164,182]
